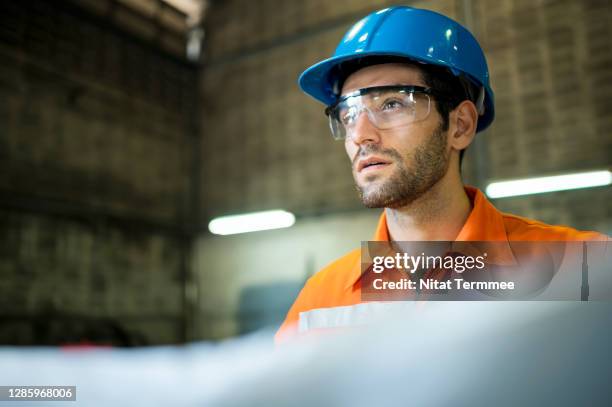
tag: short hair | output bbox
[334,56,480,168]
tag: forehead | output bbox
[341,63,425,95]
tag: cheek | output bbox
[345,140,357,162]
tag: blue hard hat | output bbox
[299,6,495,133]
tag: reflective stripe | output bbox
[298,302,416,333]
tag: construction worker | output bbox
[276,6,608,343]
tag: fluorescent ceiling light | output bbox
[485,170,612,199]
[208,210,296,235]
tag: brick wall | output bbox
[0,212,185,345]
[474,0,611,232]
[0,0,198,345]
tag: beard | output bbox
[354,123,450,209]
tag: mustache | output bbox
[352,144,403,167]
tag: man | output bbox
[276,6,607,343]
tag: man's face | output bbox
[342,63,451,208]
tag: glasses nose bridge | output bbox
[350,99,377,127]
[347,102,381,142]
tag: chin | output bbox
[357,187,387,208]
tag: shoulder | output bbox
[307,248,361,287]
[285,247,361,314]
[275,248,362,343]
[295,248,361,308]
[298,248,362,307]
[501,212,609,241]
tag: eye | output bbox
[380,98,405,111]
[340,106,357,125]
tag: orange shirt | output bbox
[275,186,608,343]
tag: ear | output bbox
[448,100,478,151]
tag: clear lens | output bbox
[328,88,431,140]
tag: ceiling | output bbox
[69,0,208,59]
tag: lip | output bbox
[357,156,392,173]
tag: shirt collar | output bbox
[344,186,516,290]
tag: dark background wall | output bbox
[476,0,611,232]
[0,0,198,345]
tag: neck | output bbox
[385,175,472,241]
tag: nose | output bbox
[347,108,381,145]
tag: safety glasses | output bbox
[325,85,439,140]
